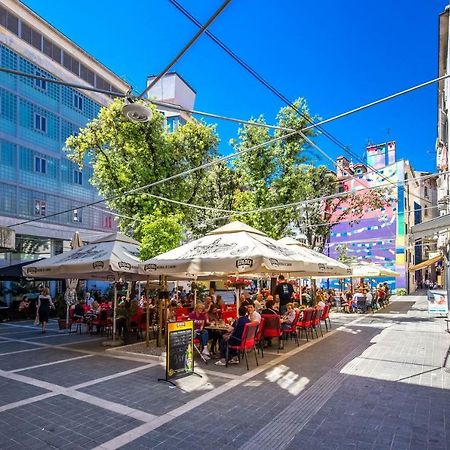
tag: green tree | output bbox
[65,99,235,257]
[230,98,389,247]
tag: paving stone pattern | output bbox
[0,395,142,449]
[19,354,145,387]
[80,366,229,416]
[0,296,449,449]
[0,377,49,406]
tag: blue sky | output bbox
[23,0,448,172]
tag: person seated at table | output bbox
[261,299,279,315]
[167,300,178,322]
[204,296,213,314]
[90,300,100,314]
[18,296,30,313]
[215,306,250,366]
[206,304,222,356]
[281,303,296,331]
[253,293,264,312]
[73,300,85,320]
[247,303,261,323]
[239,293,250,307]
[216,295,225,310]
[365,289,375,309]
[188,303,210,359]
[352,290,365,313]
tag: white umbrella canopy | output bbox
[313,262,399,279]
[350,262,399,278]
[23,232,142,281]
[277,237,350,277]
[139,221,331,277]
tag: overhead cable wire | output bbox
[168,0,439,204]
[138,0,232,99]
[7,74,447,228]
[0,65,440,192]
[8,130,298,228]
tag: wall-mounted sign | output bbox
[0,227,15,251]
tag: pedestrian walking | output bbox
[37,287,54,334]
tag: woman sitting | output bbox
[261,299,279,315]
[188,303,210,359]
[281,303,296,331]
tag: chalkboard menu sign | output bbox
[166,320,194,380]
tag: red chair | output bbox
[282,311,300,346]
[311,308,323,338]
[297,308,314,342]
[261,314,282,352]
[320,304,332,331]
[68,309,85,334]
[225,321,259,370]
[175,307,189,317]
[90,309,108,335]
[221,310,237,323]
[254,317,265,357]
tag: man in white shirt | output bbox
[352,290,365,313]
[247,304,261,323]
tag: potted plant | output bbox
[54,294,69,330]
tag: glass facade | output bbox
[0,42,115,231]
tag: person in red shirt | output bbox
[188,303,210,359]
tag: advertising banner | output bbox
[427,290,448,315]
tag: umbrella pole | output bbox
[112,283,117,342]
[193,276,198,307]
[146,276,150,348]
[157,275,163,348]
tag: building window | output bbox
[34,156,47,174]
[73,169,82,185]
[424,186,429,198]
[73,93,83,111]
[103,215,113,229]
[34,113,47,133]
[34,200,46,216]
[72,208,82,223]
[34,69,47,91]
[424,205,428,217]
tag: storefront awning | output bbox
[408,254,442,272]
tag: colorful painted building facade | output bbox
[326,142,436,292]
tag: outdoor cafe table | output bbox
[205,324,230,332]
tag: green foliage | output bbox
[335,244,357,263]
[396,288,407,296]
[65,99,235,256]
[65,96,389,256]
[138,210,184,260]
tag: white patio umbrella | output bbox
[139,221,324,278]
[23,232,142,340]
[277,237,350,277]
[313,262,400,279]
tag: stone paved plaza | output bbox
[0,294,449,449]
